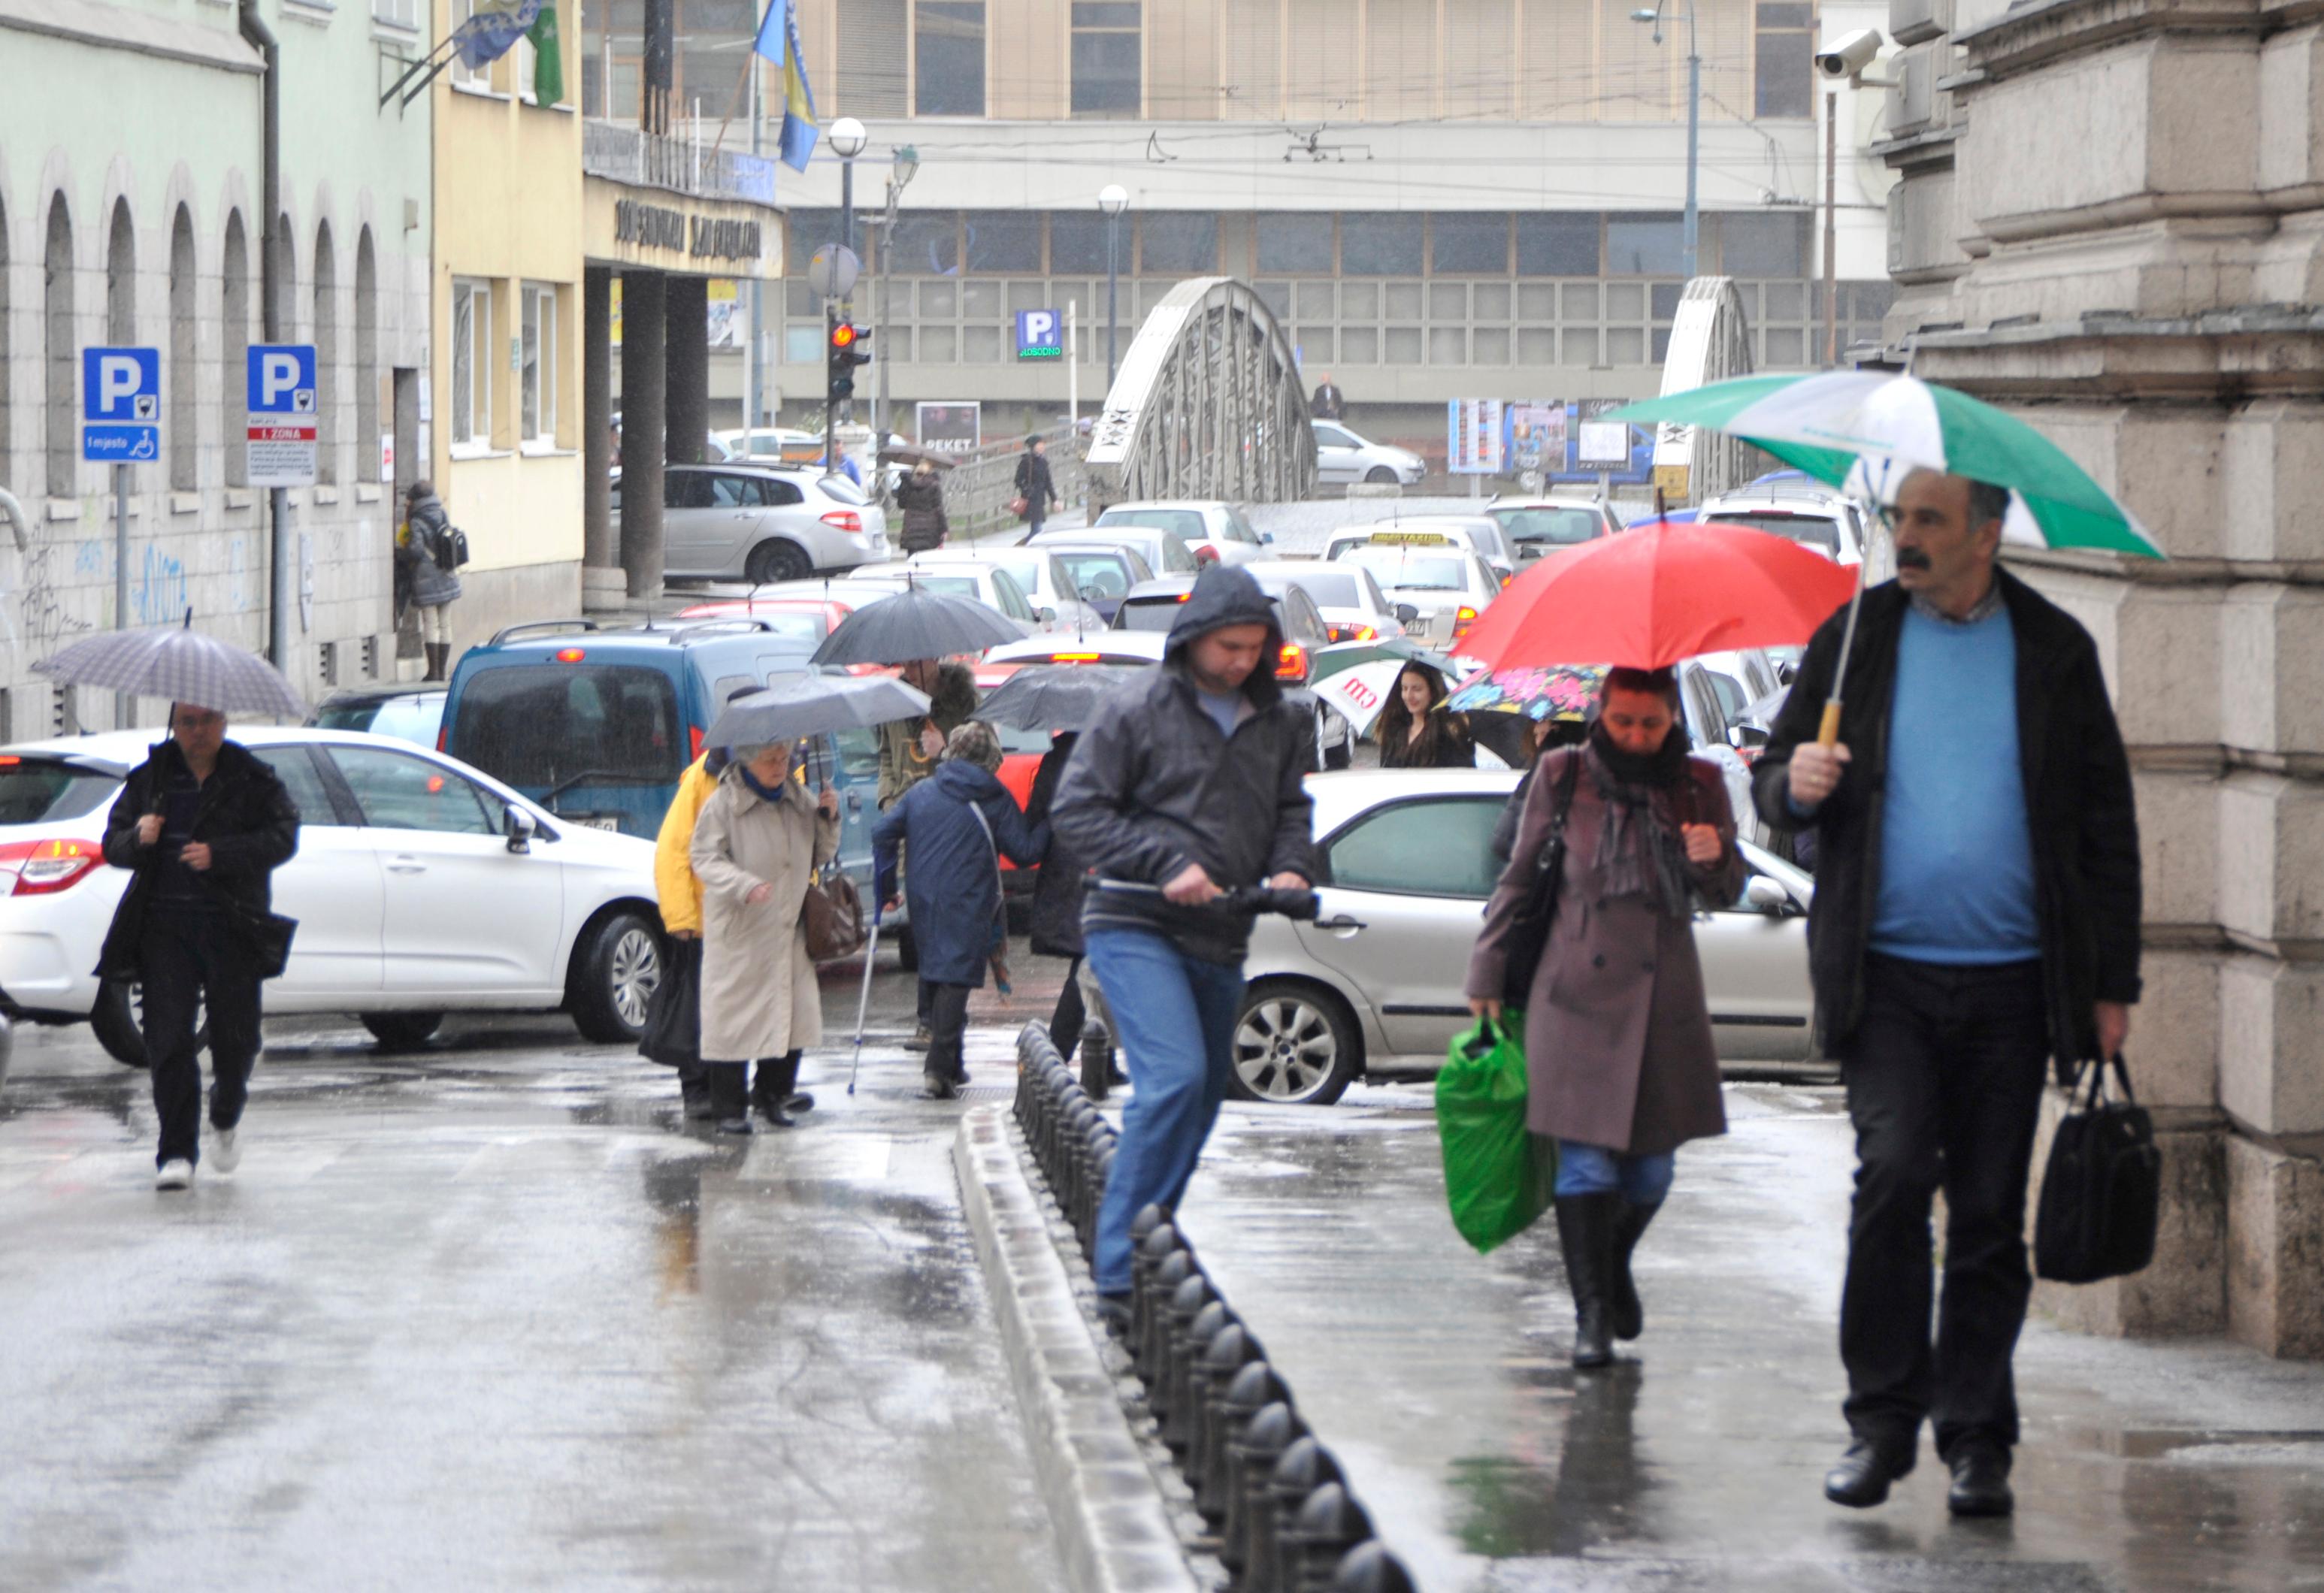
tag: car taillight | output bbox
[0,837,104,895]
[1452,606,1479,640]
[1275,642,1307,680]
[821,511,864,535]
[690,724,706,760]
[1352,624,1375,641]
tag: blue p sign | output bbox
[247,343,318,415]
[82,346,160,423]
[1015,309,1062,361]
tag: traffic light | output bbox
[826,314,872,403]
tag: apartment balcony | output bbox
[583,119,777,207]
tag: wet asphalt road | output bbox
[0,945,1073,1593]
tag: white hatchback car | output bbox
[1235,769,1818,1104]
[1311,421,1427,487]
[892,548,1109,632]
[1092,501,1273,567]
[1328,537,1504,648]
[0,728,666,1061]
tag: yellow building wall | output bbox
[430,4,586,580]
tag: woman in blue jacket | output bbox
[873,721,1049,1099]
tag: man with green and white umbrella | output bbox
[1612,375,2153,1520]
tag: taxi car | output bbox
[1326,529,1504,648]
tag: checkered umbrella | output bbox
[33,615,307,719]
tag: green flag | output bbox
[526,2,562,105]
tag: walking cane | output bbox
[846,902,882,1096]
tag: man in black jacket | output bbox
[1753,469,2141,1519]
[100,704,301,1189]
[1055,566,1316,1319]
[1013,437,1058,537]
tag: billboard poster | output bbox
[916,401,982,454]
[1557,398,1655,485]
[1504,401,1568,479]
[1446,399,1505,474]
[706,280,742,349]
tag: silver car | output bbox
[1093,501,1273,567]
[1234,769,1818,1105]
[1312,421,1427,487]
[613,463,890,584]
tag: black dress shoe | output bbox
[1824,1438,1914,1508]
[1946,1445,2014,1517]
[714,1115,755,1136]
[784,1092,816,1115]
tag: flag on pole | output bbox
[453,0,545,70]
[752,0,821,173]
[525,3,563,104]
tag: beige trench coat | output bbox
[689,766,841,1063]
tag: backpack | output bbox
[437,525,471,571]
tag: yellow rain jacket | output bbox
[653,754,722,935]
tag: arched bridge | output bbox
[1085,277,1318,507]
[1649,277,1766,505]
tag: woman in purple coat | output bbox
[1466,667,1745,1369]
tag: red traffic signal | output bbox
[831,322,858,351]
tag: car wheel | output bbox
[1229,980,1361,1105]
[570,910,663,1044]
[745,538,812,585]
[360,1011,444,1050]
[1365,466,1398,485]
[92,979,207,1068]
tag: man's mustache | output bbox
[1895,546,1934,570]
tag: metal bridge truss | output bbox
[1085,277,1318,507]
[1651,277,1769,505]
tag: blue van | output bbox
[438,618,888,896]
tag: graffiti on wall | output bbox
[134,543,189,628]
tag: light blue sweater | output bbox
[1871,603,2042,963]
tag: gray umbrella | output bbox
[976,663,1144,731]
[809,585,1024,667]
[704,672,931,750]
[33,615,306,718]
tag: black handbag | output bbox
[2033,1053,2161,1284]
[638,935,702,1069]
[1500,751,1584,1011]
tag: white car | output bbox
[853,558,1052,635]
[894,548,1108,633]
[1312,421,1426,487]
[1092,501,1274,567]
[1234,769,1818,1104]
[1242,559,1408,645]
[0,729,666,1061]
[614,463,891,584]
[1484,494,1627,561]
[1324,517,1515,583]
[1699,471,1893,579]
[1329,536,1504,648]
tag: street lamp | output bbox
[1632,2,1700,281]
[1099,183,1129,389]
[875,144,919,440]
[825,116,869,464]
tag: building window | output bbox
[1516,213,1600,276]
[1720,212,1809,276]
[314,222,338,484]
[373,0,419,29]
[1138,213,1217,274]
[964,210,1041,272]
[1049,213,1112,275]
[786,210,841,274]
[1341,212,1424,277]
[1256,213,1334,274]
[44,195,74,497]
[521,282,557,445]
[888,213,961,275]
[168,208,197,492]
[107,198,135,343]
[1606,213,1686,274]
[916,2,985,116]
[355,229,380,482]
[222,213,250,487]
[0,196,10,492]
[451,277,489,449]
[450,0,487,89]
[1070,2,1141,118]
[1430,213,1509,275]
[1756,4,1815,118]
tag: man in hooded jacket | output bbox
[1054,565,1317,1320]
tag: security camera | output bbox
[1816,28,1886,81]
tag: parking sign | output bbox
[81,346,160,462]
[1015,310,1062,361]
[246,343,319,487]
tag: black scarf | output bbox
[1585,718,1696,915]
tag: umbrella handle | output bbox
[1817,700,1844,749]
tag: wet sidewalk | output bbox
[1170,1083,2324,1592]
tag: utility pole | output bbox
[874,146,918,442]
[1823,89,1841,366]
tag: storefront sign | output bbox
[612,199,764,262]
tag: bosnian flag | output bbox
[454,0,545,70]
[752,0,821,173]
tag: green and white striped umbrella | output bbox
[1608,372,2164,559]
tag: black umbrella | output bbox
[976,664,1145,732]
[704,673,931,750]
[808,585,1024,667]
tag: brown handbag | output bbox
[801,863,868,961]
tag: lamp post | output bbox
[825,116,868,464]
[1632,2,1700,280]
[875,144,919,442]
[1099,183,1128,390]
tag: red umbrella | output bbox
[1456,518,1860,671]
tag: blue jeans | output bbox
[1554,1141,1675,1205]
[1086,927,1247,1292]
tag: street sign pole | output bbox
[114,463,130,724]
[80,346,161,727]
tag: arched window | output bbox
[355,228,379,483]
[313,221,337,485]
[106,197,135,343]
[169,207,197,491]
[222,212,250,488]
[44,195,74,497]
[0,195,11,491]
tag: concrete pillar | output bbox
[583,266,616,576]
[664,276,708,468]
[618,269,667,603]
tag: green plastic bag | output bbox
[1435,1016,1558,1254]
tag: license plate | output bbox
[570,815,622,832]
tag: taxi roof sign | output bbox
[1367,529,1453,546]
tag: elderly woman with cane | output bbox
[689,736,841,1134]
[1466,666,1744,1369]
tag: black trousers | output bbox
[141,906,264,1168]
[1837,954,2050,1460]
[925,982,973,1084]
[1049,955,1085,1060]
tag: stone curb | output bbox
[954,1104,1203,1593]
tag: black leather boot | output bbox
[754,1050,813,1123]
[1554,1193,1618,1370]
[1610,1199,1662,1342]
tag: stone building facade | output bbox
[1878,0,2323,1356]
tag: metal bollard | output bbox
[1079,1014,1112,1099]
[1188,1321,1265,1501]
[1164,1300,1232,1452]
[1129,1223,1182,1359]
[1197,1351,1282,1523]
[1082,1141,1115,1254]
[1149,1273,1213,1416]
[1136,1249,1197,1382]
[1254,1438,1342,1593]
[1282,1484,1372,1593]
[1224,1400,1304,1576]
[1329,1542,1416,1593]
